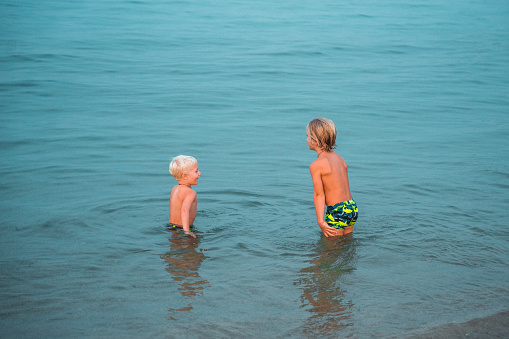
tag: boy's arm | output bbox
[181,190,197,238]
[310,162,326,222]
[310,162,342,237]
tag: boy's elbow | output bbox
[314,192,324,199]
[314,193,325,202]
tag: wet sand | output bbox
[403,311,509,339]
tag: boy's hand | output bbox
[185,231,197,238]
[319,221,343,237]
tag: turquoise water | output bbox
[1,0,508,337]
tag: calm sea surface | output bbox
[1,0,508,337]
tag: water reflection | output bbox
[295,234,357,335]
[160,230,208,317]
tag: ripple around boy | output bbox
[168,155,201,238]
[307,118,358,237]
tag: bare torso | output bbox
[320,152,352,206]
[169,185,197,225]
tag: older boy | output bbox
[307,118,358,237]
[168,155,201,238]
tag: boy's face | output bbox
[184,163,201,185]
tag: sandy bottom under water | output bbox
[401,311,509,339]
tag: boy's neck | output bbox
[178,183,192,187]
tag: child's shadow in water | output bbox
[160,230,209,317]
[295,234,357,336]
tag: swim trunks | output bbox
[167,223,195,232]
[325,200,358,229]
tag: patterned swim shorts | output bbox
[167,223,195,232]
[325,200,358,229]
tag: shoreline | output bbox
[402,310,509,339]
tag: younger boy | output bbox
[168,155,201,238]
[307,118,358,237]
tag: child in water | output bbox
[168,155,201,238]
[307,118,358,237]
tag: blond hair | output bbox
[169,155,197,180]
[307,118,337,152]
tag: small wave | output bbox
[256,50,325,57]
[200,189,266,198]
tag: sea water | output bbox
[1,0,508,337]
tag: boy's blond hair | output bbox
[307,118,337,152]
[169,155,197,180]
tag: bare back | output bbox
[319,152,352,206]
[169,185,197,225]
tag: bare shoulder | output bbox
[171,185,196,200]
[331,150,343,160]
[309,158,320,170]
[310,156,331,175]
[309,157,323,173]
[182,186,197,200]
[330,151,347,167]
[170,185,180,199]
